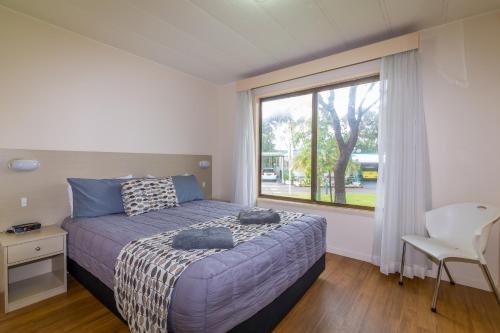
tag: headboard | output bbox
[0,149,212,230]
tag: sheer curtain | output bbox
[372,50,431,278]
[233,90,257,206]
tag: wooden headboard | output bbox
[0,149,212,230]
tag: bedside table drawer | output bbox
[8,237,64,264]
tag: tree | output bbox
[294,112,359,202]
[267,112,309,185]
[293,126,313,186]
[268,112,295,185]
[319,83,378,204]
[261,121,276,153]
[315,121,359,202]
[355,109,378,153]
[315,116,338,202]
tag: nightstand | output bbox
[0,225,67,313]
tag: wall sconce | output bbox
[8,159,40,171]
[198,160,210,169]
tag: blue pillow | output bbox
[68,178,129,218]
[172,175,205,203]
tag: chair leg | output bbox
[399,241,406,286]
[480,263,500,305]
[443,262,455,285]
[431,260,444,312]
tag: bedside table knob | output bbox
[35,246,41,251]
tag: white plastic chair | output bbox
[399,203,500,312]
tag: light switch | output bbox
[21,197,28,208]
[202,181,206,188]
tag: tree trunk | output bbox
[287,143,292,193]
[333,155,349,204]
[288,122,294,190]
[328,171,333,202]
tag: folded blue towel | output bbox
[238,209,281,224]
[172,227,234,250]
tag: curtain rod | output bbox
[250,59,381,93]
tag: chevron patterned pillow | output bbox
[121,177,179,216]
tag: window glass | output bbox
[316,80,379,207]
[259,77,379,209]
[260,93,312,199]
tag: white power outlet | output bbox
[202,181,206,188]
[21,197,28,208]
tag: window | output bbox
[259,76,380,209]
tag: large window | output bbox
[259,76,380,209]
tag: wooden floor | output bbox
[0,253,498,333]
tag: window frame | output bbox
[257,75,380,211]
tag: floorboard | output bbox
[0,253,498,333]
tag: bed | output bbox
[62,199,326,333]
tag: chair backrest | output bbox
[425,203,500,257]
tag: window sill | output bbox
[256,197,375,218]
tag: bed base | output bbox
[68,254,325,332]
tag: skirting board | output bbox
[326,247,492,291]
[426,265,492,291]
[326,246,372,263]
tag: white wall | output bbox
[419,11,500,289]
[258,199,375,262]
[215,11,500,290]
[0,6,218,156]
[212,83,237,200]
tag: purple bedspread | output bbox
[62,200,326,333]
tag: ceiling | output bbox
[2,0,499,84]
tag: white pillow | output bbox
[67,175,133,217]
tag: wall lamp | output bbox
[198,160,210,169]
[8,159,40,171]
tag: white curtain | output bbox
[233,90,257,207]
[372,50,431,278]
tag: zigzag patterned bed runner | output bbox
[114,210,303,333]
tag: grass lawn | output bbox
[344,192,376,207]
